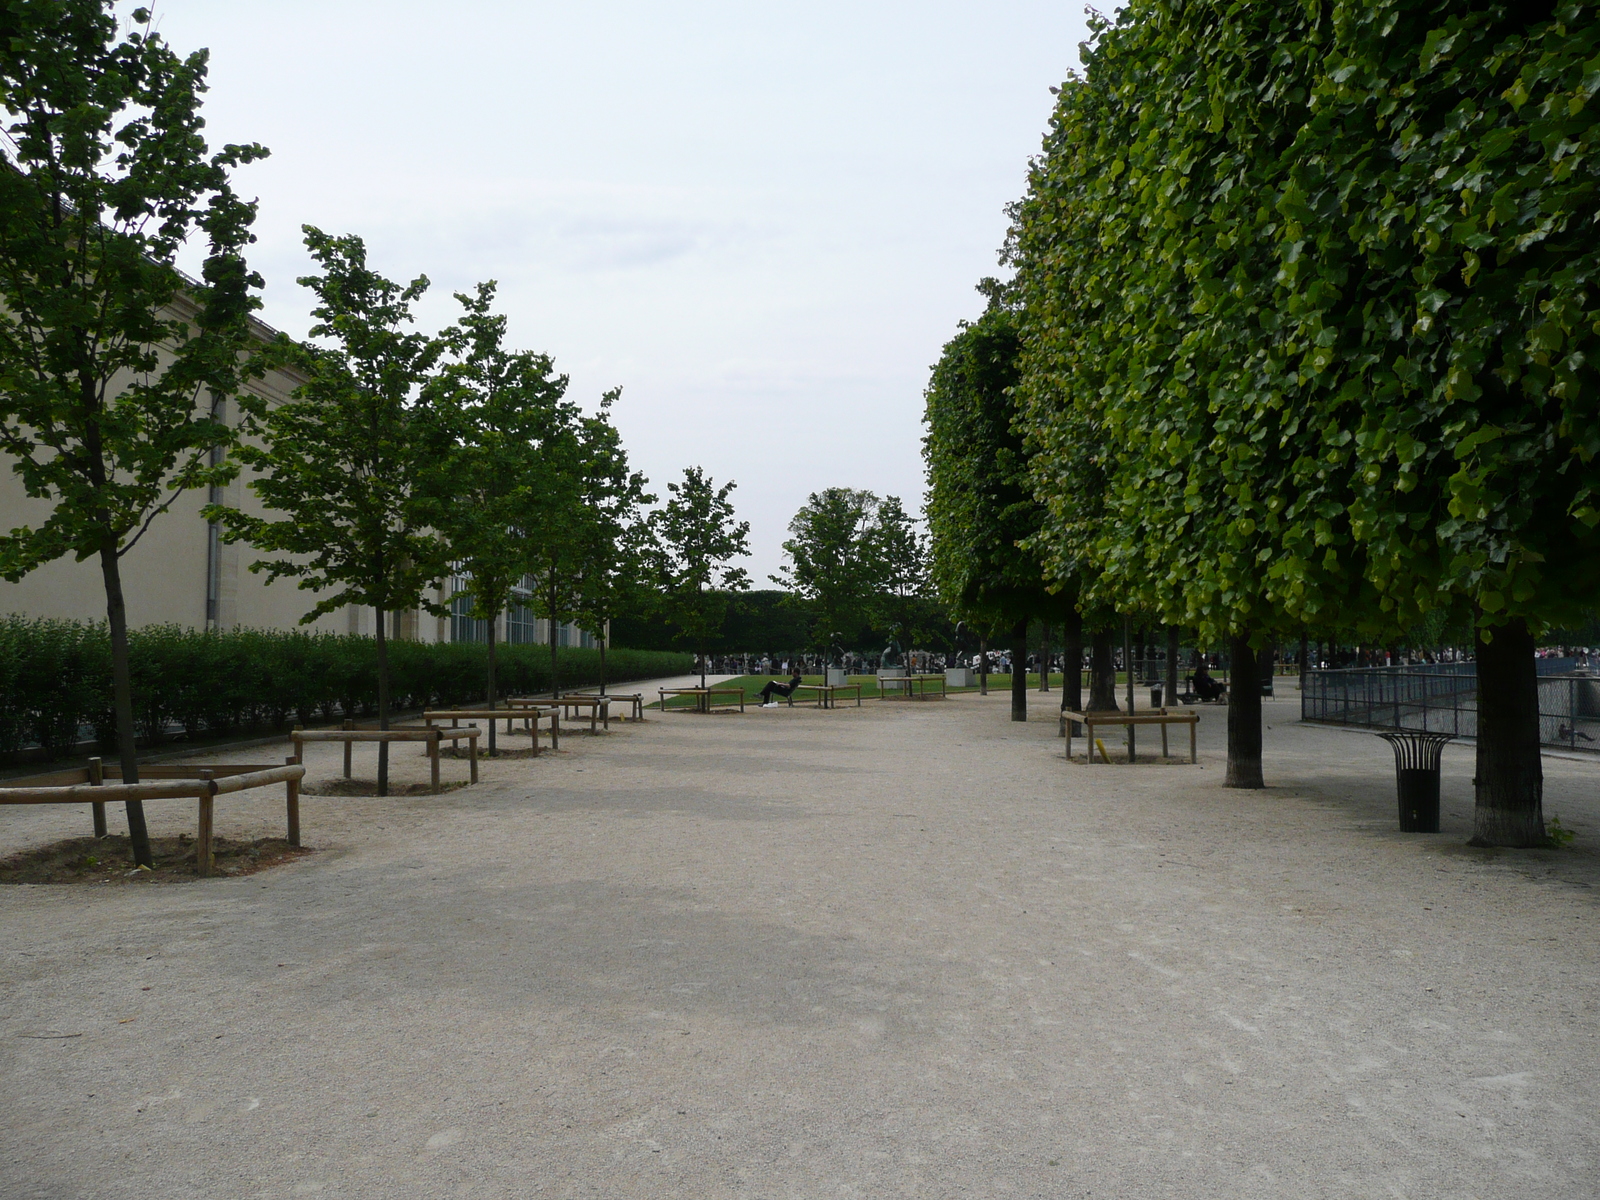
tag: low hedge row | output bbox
[0,617,692,759]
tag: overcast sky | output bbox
[148,1,1093,581]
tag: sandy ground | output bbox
[2,692,1597,1199]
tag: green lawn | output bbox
[653,672,1075,709]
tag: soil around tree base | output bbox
[303,779,470,797]
[0,835,313,885]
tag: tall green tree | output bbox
[568,394,654,694]
[420,281,566,745]
[923,294,1077,722]
[211,228,446,795]
[867,495,934,659]
[1012,0,1599,830]
[1267,0,1600,844]
[652,467,751,687]
[773,487,883,665]
[0,3,266,864]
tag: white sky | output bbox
[147,1,1092,581]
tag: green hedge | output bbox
[0,617,691,760]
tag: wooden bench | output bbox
[789,682,863,709]
[567,692,646,721]
[1060,708,1198,764]
[541,694,613,733]
[0,758,308,876]
[422,708,560,755]
[290,726,479,791]
[878,674,948,701]
[658,686,746,713]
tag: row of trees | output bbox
[926,0,1600,846]
[0,6,752,857]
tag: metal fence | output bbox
[1302,659,1600,751]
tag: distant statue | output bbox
[882,640,903,667]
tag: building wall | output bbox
[0,342,359,635]
[0,312,595,651]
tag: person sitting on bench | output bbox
[759,671,804,708]
[1190,662,1226,702]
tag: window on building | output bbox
[449,573,488,644]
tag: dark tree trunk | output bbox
[1165,626,1179,710]
[1471,618,1545,847]
[100,542,151,867]
[599,630,607,695]
[550,630,561,700]
[486,618,498,756]
[1039,623,1050,692]
[979,634,988,695]
[1064,609,1083,714]
[1010,617,1028,722]
[1088,628,1118,711]
[375,607,390,796]
[1298,633,1309,692]
[1225,632,1263,788]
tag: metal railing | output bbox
[1302,659,1600,751]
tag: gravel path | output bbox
[3,693,1597,1198]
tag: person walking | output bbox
[759,670,804,708]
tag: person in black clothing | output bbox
[759,671,803,707]
[1190,661,1226,702]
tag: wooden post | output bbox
[343,719,354,778]
[88,756,107,839]
[1161,711,1170,759]
[196,771,215,877]
[530,711,541,758]
[468,730,479,784]
[291,725,304,766]
[1190,718,1197,764]
[285,755,301,847]
[430,731,441,794]
[551,711,560,752]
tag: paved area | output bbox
[2,693,1597,1198]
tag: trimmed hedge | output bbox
[0,617,691,760]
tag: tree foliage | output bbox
[1006,0,1600,830]
[923,297,1070,632]
[651,466,750,683]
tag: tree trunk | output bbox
[100,542,151,868]
[599,629,607,696]
[1088,628,1118,711]
[978,634,988,695]
[1039,623,1050,692]
[1064,610,1083,714]
[1471,618,1545,847]
[1010,618,1028,722]
[375,607,390,797]
[486,617,498,756]
[1225,632,1263,788]
[1165,626,1179,711]
[1298,633,1309,693]
[550,627,561,700]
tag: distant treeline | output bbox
[612,589,959,656]
[0,618,691,760]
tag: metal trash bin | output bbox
[1377,732,1453,833]
[1150,683,1163,707]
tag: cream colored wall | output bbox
[0,306,567,645]
[0,315,361,635]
